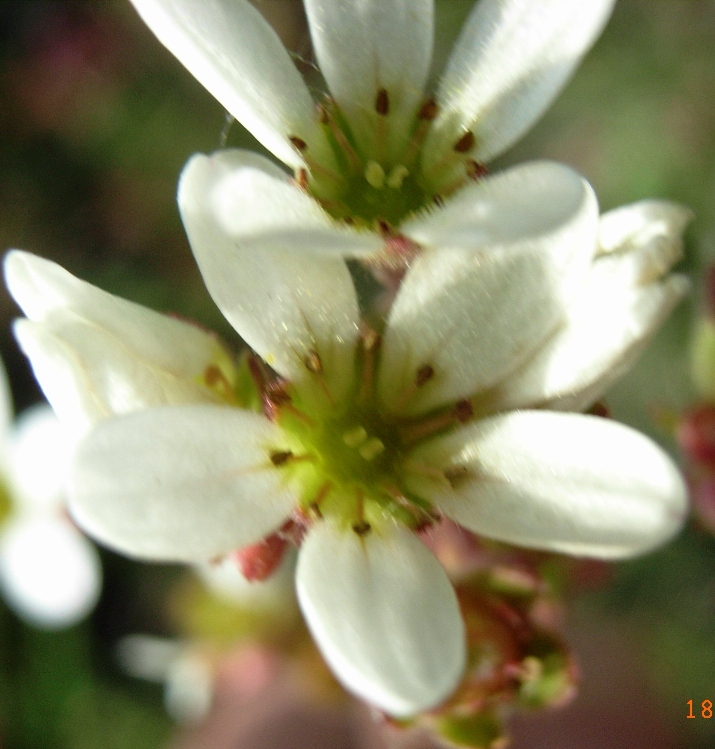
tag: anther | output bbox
[359,438,385,461]
[454,399,473,422]
[289,135,307,151]
[443,464,471,488]
[365,161,386,189]
[270,450,294,466]
[416,364,435,387]
[377,219,394,237]
[352,521,372,536]
[295,168,309,191]
[361,328,381,352]
[304,350,323,374]
[466,159,488,180]
[317,102,330,125]
[203,364,234,401]
[418,96,439,121]
[375,88,390,116]
[588,401,611,418]
[454,130,475,153]
[386,165,409,189]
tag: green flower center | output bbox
[291,91,486,230]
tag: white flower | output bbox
[118,634,214,723]
[0,366,101,629]
[4,189,689,714]
[127,0,616,266]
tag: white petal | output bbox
[6,252,229,433]
[598,199,694,256]
[7,404,79,513]
[424,0,615,167]
[296,520,465,717]
[493,273,689,413]
[0,516,101,629]
[304,0,433,157]
[179,152,363,407]
[129,0,328,169]
[404,160,593,248]
[406,411,687,559]
[490,200,692,412]
[379,165,598,415]
[179,150,380,256]
[69,406,296,562]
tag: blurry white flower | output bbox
[0,370,101,629]
[4,190,689,715]
[128,0,616,267]
[119,634,214,723]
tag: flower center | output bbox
[291,91,487,230]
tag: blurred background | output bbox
[0,0,713,747]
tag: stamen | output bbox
[353,521,371,535]
[375,88,390,116]
[203,364,235,403]
[377,219,394,237]
[454,399,474,422]
[294,168,310,192]
[381,484,438,530]
[316,197,349,214]
[433,194,445,207]
[443,464,472,488]
[359,438,385,461]
[302,348,335,405]
[391,362,436,411]
[403,460,453,487]
[289,135,307,152]
[304,350,323,374]
[416,364,435,387]
[269,450,293,466]
[386,165,409,189]
[303,155,346,186]
[357,327,381,405]
[402,97,439,167]
[365,160,386,189]
[454,130,475,153]
[318,102,362,172]
[248,355,291,421]
[418,97,439,121]
[281,403,316,427]
[466,159,489,180]
[398,399,474,444]
[311,482,333,514]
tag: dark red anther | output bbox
[677,405,715,465]
[587,401,611,418]
[454,399,474,422]
[289,135,307,151]
[232,532,289,581]
[416,364,435,387]
[466,159,489,180]
[375,88,389,116]
[454,130,475,153]
[418,96,439,121]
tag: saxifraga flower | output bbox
[127,0,618,272]
[5,189,689,714]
